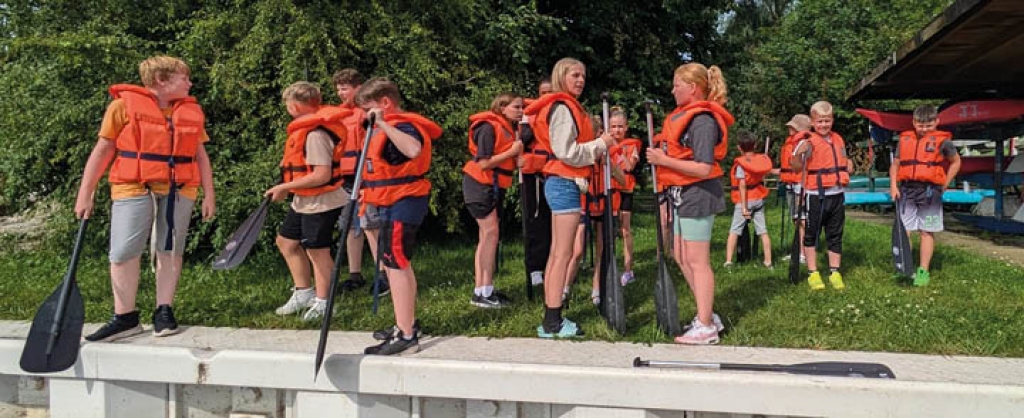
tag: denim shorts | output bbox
[544,176,582,215]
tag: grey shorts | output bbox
[786,188,807,220]
[359,203,387,231]
[729,201,768,235]
[109,193,195,263]
[899,197,943,232]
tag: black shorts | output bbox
[463,175,504,219]
[379,220,420,269]
[279,206,343,249]
[618,191,634,212]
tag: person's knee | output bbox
[276,235,301,252]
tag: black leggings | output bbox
[521,173,552,273]
[803,193,845,254]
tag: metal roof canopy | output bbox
[848,0,1024,102]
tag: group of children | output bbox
[72,54,959,356]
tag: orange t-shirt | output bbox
[99,99,210,200]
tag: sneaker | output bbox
[684,313,725,333]
[674,320,720,345]
[372,276,391,297]
[764,262,774,270]
[340,273,366,292]
[275,287,315,315]
[828,271,846,290]
[530,271,544,286]
[364,329,420,355]
[807,271,825,290]
[152,305,180,337]
[84,311,143,342]
[620,271,635,286]
[536,318,584,338]
[800,254,806,265]
[722,261,734,269]
[914,267,930,287]
[590,290,601,306]
[302,298,328,321]
[470,293,508,308]
[373,320,422,341]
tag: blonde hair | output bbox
[550,58,585,94]
[489,92,521,115]
[674,63,728,105]
[139,56,190,87]
[281,82,322,106]
[609,106,627,122]
[810,101,833,117]
[356,77,402,107]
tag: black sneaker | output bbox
[372,275,391,297]
[372,319,422,341]
[470,294,508,308]
[491,290,512,304]
[365,329,419,355]
[340,273,366,292]
[152,305,181,337]
[84,311,143,342]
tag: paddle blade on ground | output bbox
[892,198,916,277]
[20,219,88,373]
[213,197,271,270]
[633,357,895,379]
[737,221,752,263]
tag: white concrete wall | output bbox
[2,323,1024,418]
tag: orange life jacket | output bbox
[582,160,621,216]
[779,132,811,184]
[462,111,516,188]
[521,101,555,175]
[896,130,952,185]
[730,153,773,203]
[335,103,367,176]
[803,132,850,191]
[523,92,597,180]
[611,138,642,191]
[107,84,204,186]
[361,112,443,207]
[654,101,734,191]
[280,106,353,196]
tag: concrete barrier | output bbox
[2,320,1022,417]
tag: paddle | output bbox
[633,357,896,379]
[788,154,808,284]
[517,120,535,301]
[599,93,626,334]
[737,218,753,263]
[212,197,271,270]
[20,219,88,373]
[892,195,916,277]
[314,112,376,380]
[645,100,681,336]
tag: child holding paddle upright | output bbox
[889,105,961,286]
[724,132,774,268]
[791,101,852,291]
[267,82,352,321]
[330,68,372,292]
[75,56,216,341]
[356,77,442,355]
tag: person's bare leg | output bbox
[683,240,714,326]
[546,213,581,308]
[277,235,311,288]
[307,248,334,299]
[111,257,142,314]
[724,233,739,264]
[620,211,633,271]
[346,230,364,274]
[474,211,499,288]
[154,253,184,306]
[920,231,935,270]
[387,267,417,335]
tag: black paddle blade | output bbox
[212,198,271,270]
[20,278,85,373]
[737,221,752,263]
[653,257,681,336]
[727,362,897,379]
[892,200,915,277]
[599,204,626,335]
[787,221,802,284]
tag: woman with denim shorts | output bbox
[522,58,615,338]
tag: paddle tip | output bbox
[633,357,646,368]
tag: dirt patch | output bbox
[847,209,1024,268]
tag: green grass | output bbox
[2,204,1023,357]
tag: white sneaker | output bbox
[689,313,725,332]
[302,298,328,321]
[674,320,720,345]
[530,271,544,286]
[275,288,315,315]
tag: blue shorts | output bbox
[544,176,582,215]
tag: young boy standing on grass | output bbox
[75,56,216,341]
[779,114,811,264]
[791,101,852,291]
[890,105,961,286]
[724,132,774,268]
[330,68,371,292]
[356,78,442,355]
[267,82,352,321]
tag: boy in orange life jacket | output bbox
[724,132,774,268]
[355,77,442,355]
[330,68,372,292]
[74,56,216,342]
[778,114,811,265]
[889,105,960,286]
[607,107,642,285]
[790,101,852,291]
[462,93,524,308]
[266,82,351,321]
[518,78,555,287]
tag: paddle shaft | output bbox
[517,120,534,300]
[599,94,624,333]
[645,101,681,336]
[634,358,896,378]
[315,112,376,379]
[47,219,88,356]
